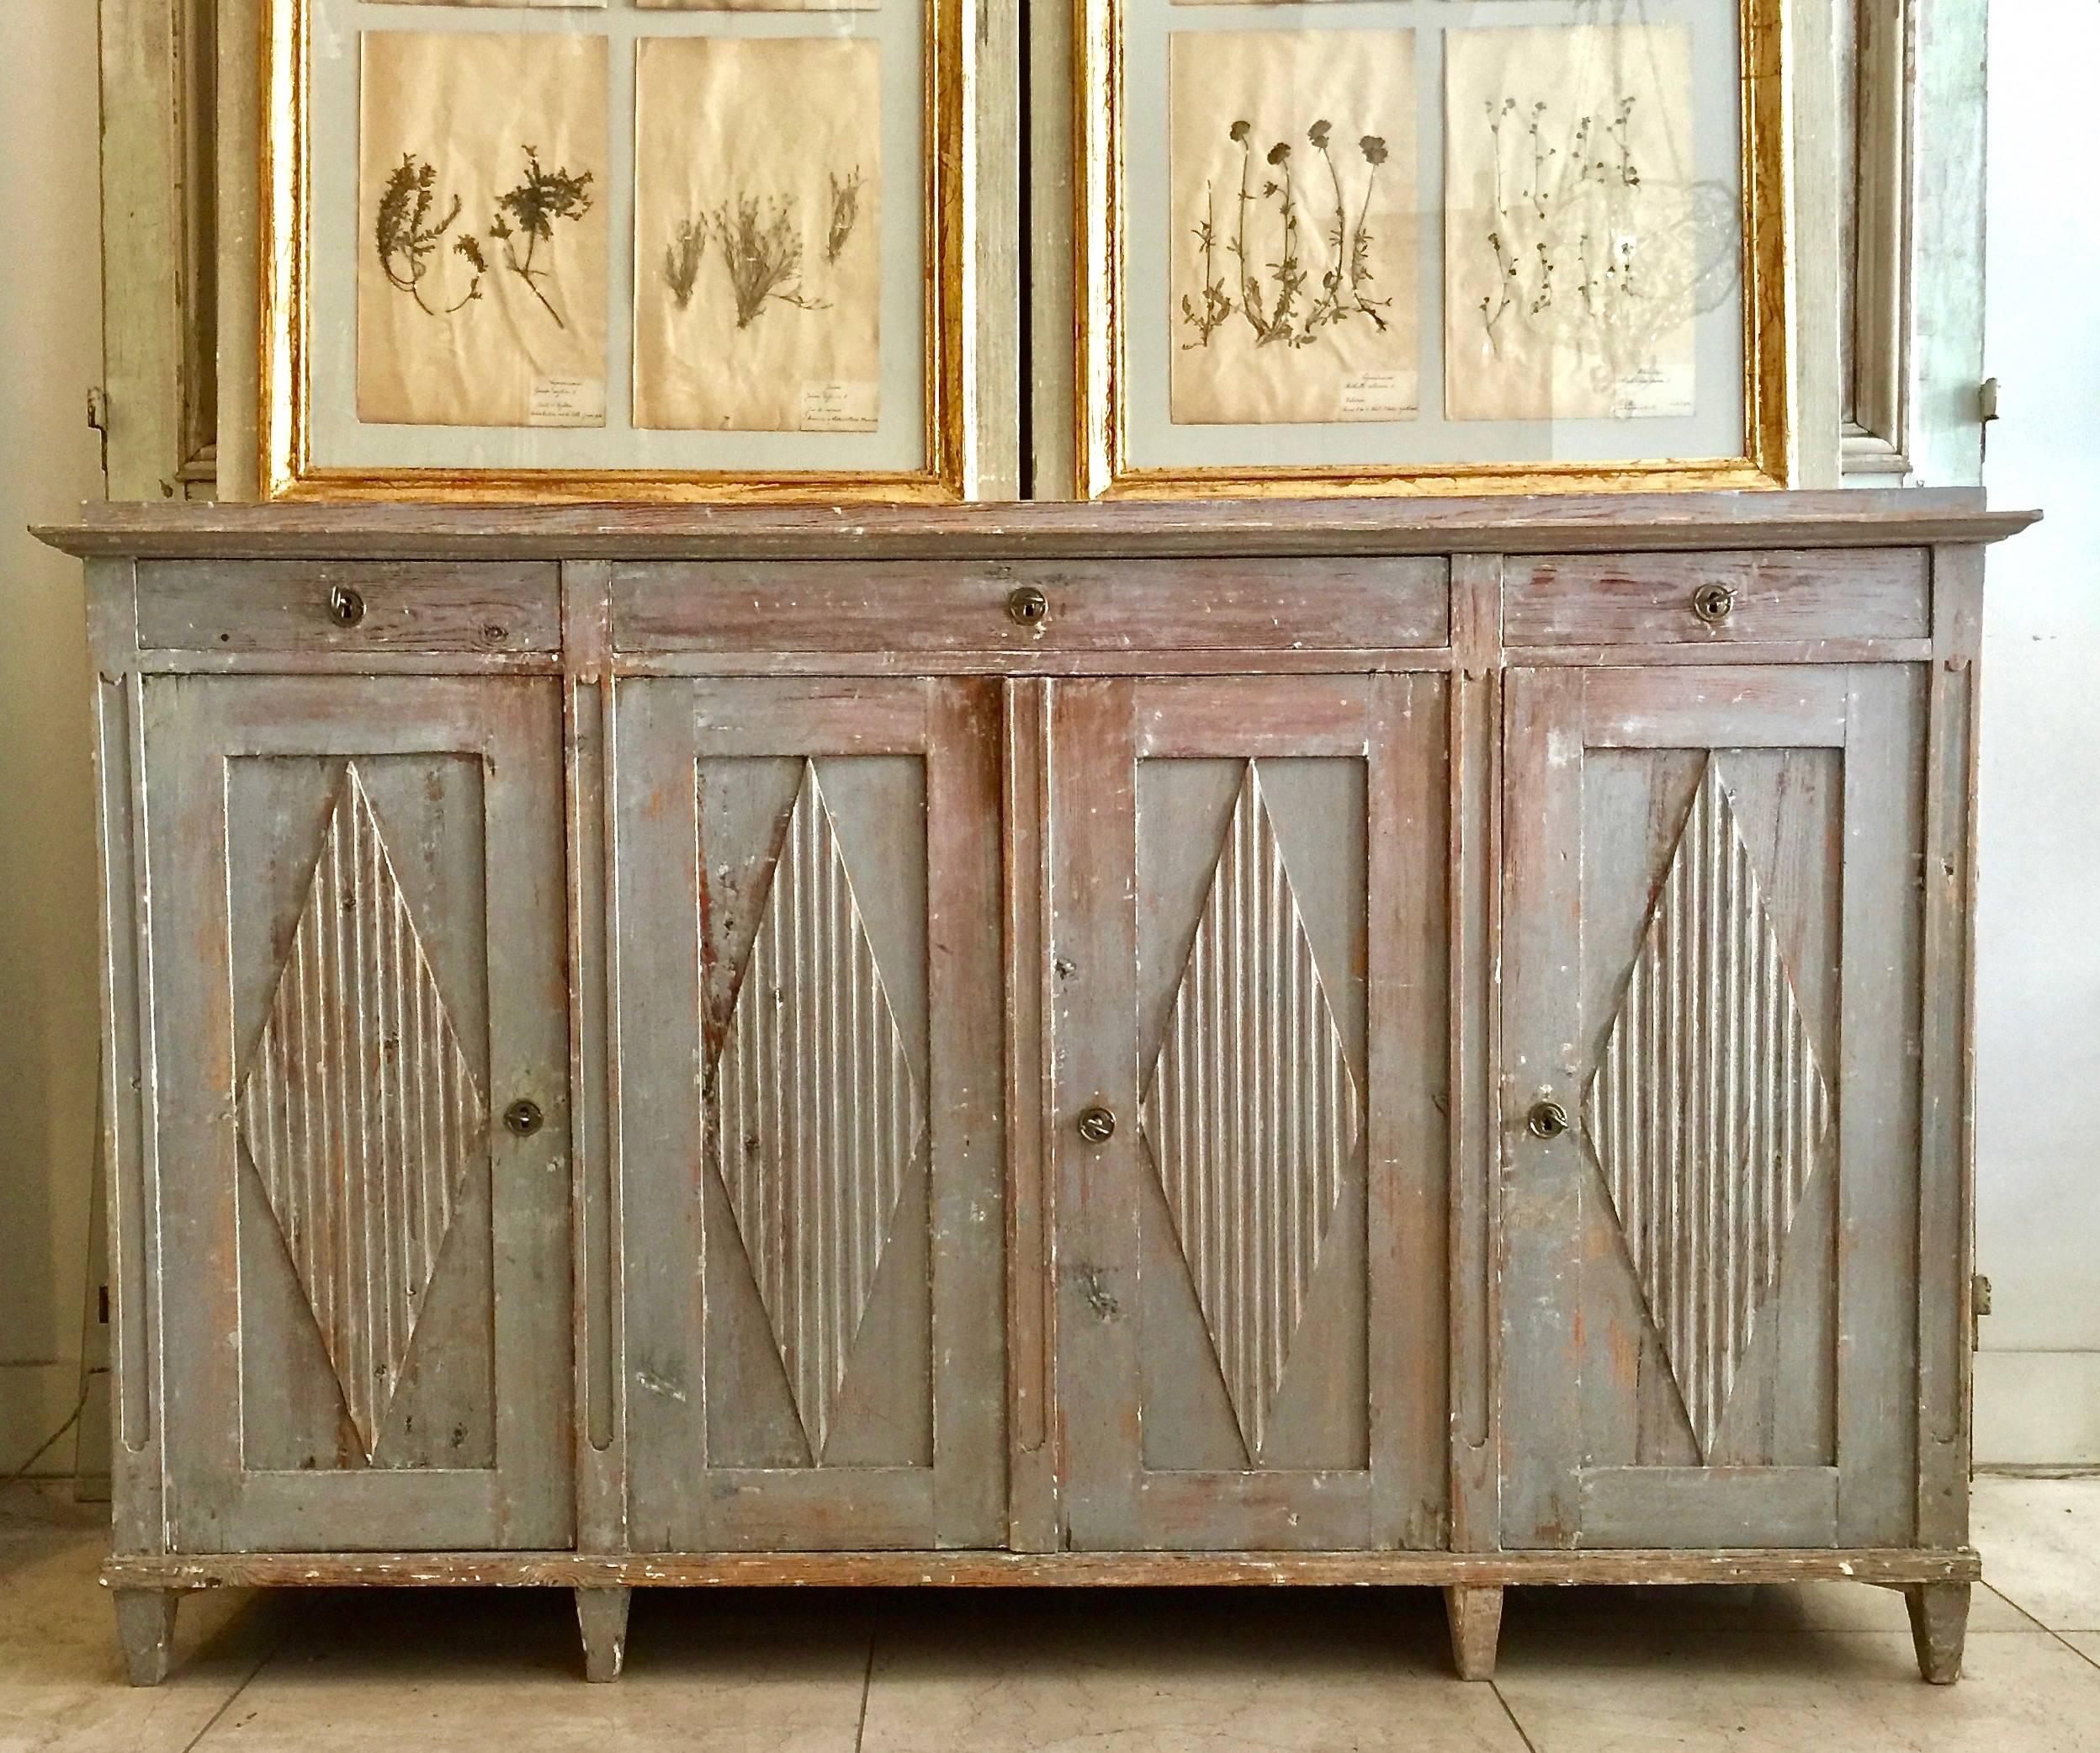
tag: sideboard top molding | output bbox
[37,491,2037,563]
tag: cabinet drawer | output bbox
[1502,550,1930,645]
[136,560,562,653]
[612,558,1450,654]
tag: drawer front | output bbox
[612,557,1450,654]
[136,560,563,653]
[1502,550,1930,645]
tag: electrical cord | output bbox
[1,1377,93,1491]
[2,1039,107,1496]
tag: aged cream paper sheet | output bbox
[1445,24,1720,422]
[357,32,609,428]
[388,1,605,9]
[1168,30,1419,427]
[633,37,882,433]
[639,0,873,16]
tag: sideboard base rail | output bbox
[100,1545,1983,1590]
[102,1547,1981,1688]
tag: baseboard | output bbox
[1975,1351,2100,1468]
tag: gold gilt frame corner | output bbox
[260,0,970,504]
[1074,0,1790,500]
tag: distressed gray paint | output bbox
[32,494,2026,1690]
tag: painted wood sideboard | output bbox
[37,492,2034,1688]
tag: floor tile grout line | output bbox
[1488,1676,1542,1753]
[852,1626,876,1753]
[178,1643,278,1753]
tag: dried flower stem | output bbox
[713,194,826,328]
[375,152,480,316]
[825,167,864,265]
[664,219,707,311]
[1179,182,1234,346]
[1229,128,1271,341]
[491,146,595,330]
[1264,144,1306,343]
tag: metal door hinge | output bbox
[1972,1272,1992,1350]
[1978,379,2000,425]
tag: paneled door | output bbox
[1499,666,1925,1550]
[613,678,1005,1552]
[145,677,573,1554]
[1049,676,1450,1551]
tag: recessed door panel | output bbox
[614,677,1004,1552]
[1051,675,1449,1552]
[1500,666,1924,1550]
[146,677,572,1554]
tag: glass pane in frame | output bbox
[1079,0,1787,497]
[262,0,966,501]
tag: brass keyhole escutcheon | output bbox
[504,1099,545,1138]
[1008,586,1050,627]
[1076,1105,1116,1145]
[1690,583,1737,625]
[327,585,367,628]
[1526,1099,1570,1140]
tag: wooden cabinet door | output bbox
[145,677,572,1554]
[614,678,1005,1552]
[1500,666,1925,1550]
[1049,677,1449,1551]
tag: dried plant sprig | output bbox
[1262,140,1307,344]
[1191,115,1393,352]
[1347,134,1392,330]
[491,146,595,329]
[713,194,827,328]
[1228,120,1273,342]
[825,167,864,265]
[1474,92,1651,361]
[1301,120,1350,337]
[1179,181,1234,346]
[664,218,707,311]
[375,152,480,316]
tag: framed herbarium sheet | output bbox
[1075,0,1788,497]
[262,0,975,501]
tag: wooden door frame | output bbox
[1833,0,1991,487]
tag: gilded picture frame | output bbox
[1074,0,1790,499]
[260,0,973,503]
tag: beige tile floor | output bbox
[3,1475,2097,1752]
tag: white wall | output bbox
[0,2,106,1472]
[1972,1,2100,1467]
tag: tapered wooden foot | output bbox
[1445,1585,1503,1681]
[113,1587,179,1687]
[575,1586,632,1682]
[1905,1581,1969,1684]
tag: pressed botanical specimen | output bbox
[1472,91,1662,369]
[825,168,864,265]
[491,146,597,329]
[1263,140,1307,342]
[664,219,708,311]
[374,153,483,316]
[713,194,827,329]
[1183,116,1393,354]
[1178,182,1235,347]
